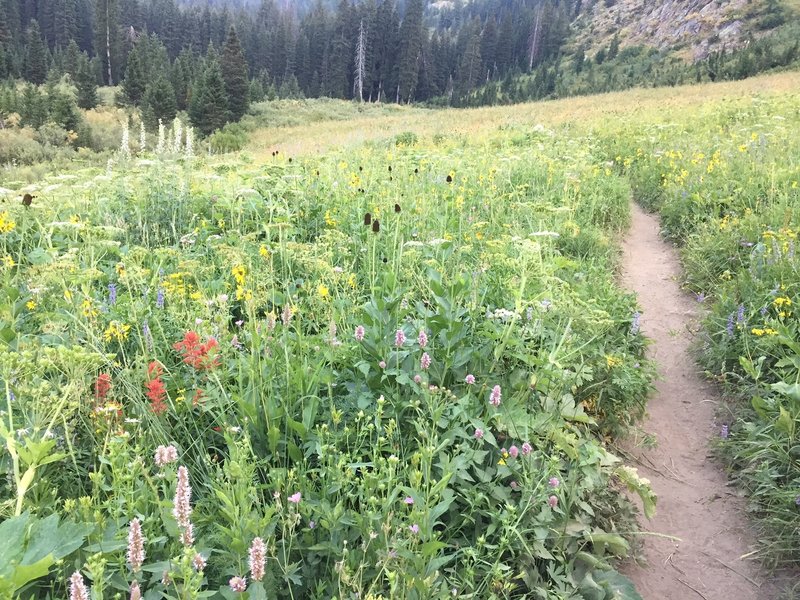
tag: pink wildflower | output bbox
[229,576,247,593]
[409,524,419,534]
[474,427,484,439]
[508,445,519,459]
[420,352,431,370]
[510,481,520,491]
[354,325,365,341]
[489,385,502,406]
[288,492,301,504]
[414,374,422,383]
[127,518,145,572]
[379,360,386,369]
[180,522,194,546]
[173,465,192,529]
[521,442,533,456]
[249,537,266,582]
[394,329,406,347]
[465,374,476,385]
[549,477,560,488]
[404,496,414,505]
[192,553,207,571]
[548,495,558,508]
[129,581,142,600]
[69,571,90,600]
[418,329,428,348]
[154,444,178,468]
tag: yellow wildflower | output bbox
[103,321,131,343]
[1,256,14,268]
[259,245,269,258]
[317,284,330,299]
[81,298,98,318]
[0,211,16,234]
[26,300,36,310]
[232,265,246,286]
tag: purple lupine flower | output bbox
[489,385,502,406]
[108,283,117,306]
[726,312,735,338]
[736,304,746,325]
[760,305,769,317]
[418,329,428,348]
[394,329,406,347]
[420,352,431,370]
[354,325,365,341]
[631,311,641,335]
[156,288,165,309]
[720,424,729,439]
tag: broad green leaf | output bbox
[775,406,795,437]
[11,555,54,590]
[0,513,30,575]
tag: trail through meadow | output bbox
[619,203,778,600]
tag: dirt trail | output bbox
[619,203,778,600]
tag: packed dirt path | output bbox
[619,203,778,600]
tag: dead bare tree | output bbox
[354,19,367,102]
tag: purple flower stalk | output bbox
[108,283,117,306]
[127,518,145,572]
[420,352,431,370]
[489,385,502,407]
[736,303,746,325]
[726,312,735,338]
[173,466,192,529]
[394,329,406,347]
[418,329,428,348]
[249,537,266,582]
[155,445,178,468]
[720,424,729,439]
[192,553,207,571]
[156,288,165,309]
[142,320,154,353]
[69,571,90,600]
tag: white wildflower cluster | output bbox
[119,119,131,159]
[487,308,519,322]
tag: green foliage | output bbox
[141,75,177,131]
[189,58,229,135]
[220,26,250,122]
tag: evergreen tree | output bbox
[76,53,98,109]
[189,58,229,135]
[395,0,423,102]
[220,26,249,121]
[122,42,147,104]
[141,75,177,130]
[25,20,49,85]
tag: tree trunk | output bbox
[105,1,113,85]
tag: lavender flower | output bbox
[127,518,145,572]
[181,522,194,546]
[760,305,769,317]
[249,537,266,582]
[288,492,301,504]
[420,352,431,370]
[795,495,800,507]
[108,283,117,306]
[394,329,406,347]
[173,465,192,529]
[404,496,414,505]
[418,329,428,348]
[726,312,735,338]
[69,571,90,600]
[414,374,422,383]
[489,385,502,407]
[736,303,746,325]
[720,424,729,440]
[696,292,706,303]
[142,320,154,353]
[409,524,419,535]
[508,445,519,459]
[156,288,165,309]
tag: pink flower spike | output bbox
[465,374,476,385]
[508,445,519,459]
[192,553,207,571]
[130,581,142,600]
[288,492,302,504]
[420,352,431,370]
[249,537,266,582]
[404,496,414,505]
[474,427,484,439]
[127,518,145,573]
[489,385,502,406]
[521,442,533,456]
[172,466,192,529]
[548,495,558,508]
[418,329,428,348]
[354,325,365,341]
[394,329,406,347]
[69,571,90,600]
[229,576,247,593]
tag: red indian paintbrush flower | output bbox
[173,331,220,370]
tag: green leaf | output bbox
[247,581,268,600]
[772,382,800,403]
[0,513,30,576]
[775,405,795,437]
[586,532,630,558]
[11,555,54,591]
[751,396,770,420]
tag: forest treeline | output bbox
[0,0,798,137]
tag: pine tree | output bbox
[189,59,229,135]
[220,26,249,121]
[122,42,147,104]
[75,53,98,108]
[25,20,49,85]
[396,0,423,102]
[141,75,177,130]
